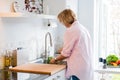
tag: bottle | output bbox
[103,59,107,69]
[7,50,13,68]
[98,57,103,68]
[5,50,10,67]
[11,50,17,67]
[0,53,5,69]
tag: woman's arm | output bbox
[50,54,66,64]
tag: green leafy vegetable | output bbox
[47,56,53,64]
[106,55,118,65]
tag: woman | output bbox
[50,9,93,80]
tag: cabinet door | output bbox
[44,69,65,80]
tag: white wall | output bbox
[78,0,94,40]
[0,18,59,61]
[43,0,78,16]
[0,19,5,50]
[43,0,66,15]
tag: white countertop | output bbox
[95,68,120,74]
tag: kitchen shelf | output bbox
[0,12,56,19]
[0,12,23,17]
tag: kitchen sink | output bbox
[30,58,44,64]
[30,58,66,65]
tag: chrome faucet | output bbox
[44,32,53,63]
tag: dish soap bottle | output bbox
[103,59,107,69]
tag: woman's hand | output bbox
[50,58,56,64]
[50,54,66,64]
[58,47,63,53]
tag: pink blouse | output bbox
[61,21,93,80]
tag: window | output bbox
[97,0,120,58]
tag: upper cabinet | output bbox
[43,0,78,16]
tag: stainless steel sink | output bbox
[30,58,66,65]
[30,58,44,64]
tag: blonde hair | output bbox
[58,9,77,25]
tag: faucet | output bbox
[44,32,53,63]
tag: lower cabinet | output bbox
[44,69,66,80]
[27,69,65,80]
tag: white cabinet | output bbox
[44,0,78,15]
[25,69,65,80]
[44,69,65,80]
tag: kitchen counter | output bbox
[94,68,120,80]
[95,68,120,74]
[9,63,66,75]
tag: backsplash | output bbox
[0,17,65,62]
